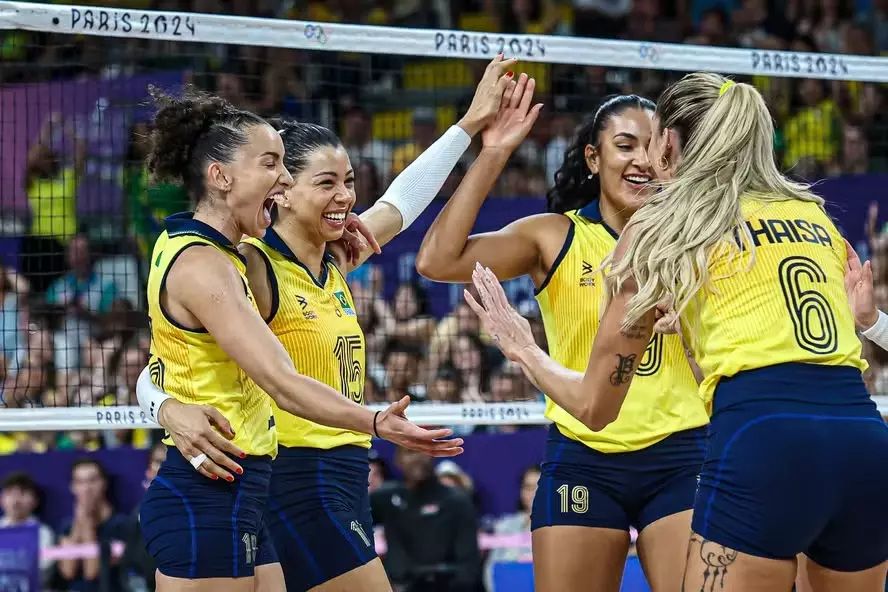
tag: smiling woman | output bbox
[416,83,709,592]
[137,88,462,592]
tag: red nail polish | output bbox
[506,71,514,78]
[212,475,218,480]
[236,468,243,475]
[240,453,247,459]
[227,475,234,482]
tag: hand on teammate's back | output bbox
[463,263,537,362]
[375,396,465,457]
[843,239,879,330]
[157,400,247,481]
[653,302,680,334]
[456,53,519,137]
[480,71,544,154]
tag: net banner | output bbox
[0,525,40,592]
[2,1,888,82]
[0,71,183,218]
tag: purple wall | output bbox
[0,430,546,530]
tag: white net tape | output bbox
[2,1,888,81]
[1,2,886,432]
[0,400,886,431]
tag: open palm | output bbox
[481,73,544,153]
[844,239,878,330]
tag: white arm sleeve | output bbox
[136,366,173,424]
[862,310,888,352]
[376,125,472,231]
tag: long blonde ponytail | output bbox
[605,72,824,331]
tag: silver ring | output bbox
[189,453,208,470]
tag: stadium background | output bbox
[0,0,887,589]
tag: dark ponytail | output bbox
[148,86,267,204]
[267,118,341,177]
[546,94,656,214]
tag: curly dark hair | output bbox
[147,85,268,204]
[546,94,655,214]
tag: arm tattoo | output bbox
[620,323,647,340]
[682,535,739,592]
[608,353,637,386]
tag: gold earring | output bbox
[658,156,669,170]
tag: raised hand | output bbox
[481,72,544,153]
[374,396,465,457]
[463,262,536,361]
[844,239,878,330]
[458,54,519,136]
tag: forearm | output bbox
[862,310,888,352]
[377,125,472,232]
[265,370,375,436]
[415,148,510,278]
[136,366,172,425]
[515,346,587,418]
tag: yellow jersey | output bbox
[148,213,277,458]
[536,202,709,453]
[685,195,867,408]
[244,229,369,450]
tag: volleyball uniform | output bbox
[244,229,375,591]
[532,201,710,533]
[686,196,888,570]
[139,213,278,579]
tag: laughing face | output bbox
[278,144,356,244]
[587,107,655,215]
[215,123,292,239]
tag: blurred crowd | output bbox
[1,0,887,590]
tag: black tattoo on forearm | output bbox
[608,353,637,386]
[620,323,647,340]
[682,535,739,592]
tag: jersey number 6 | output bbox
[778,256,838,355]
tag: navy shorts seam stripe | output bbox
[701,413,886,539]
[544,440,566,527]
[318,458,365,562]
[232,484,243,577]
[154,475,198,579]
[268,498,324,581]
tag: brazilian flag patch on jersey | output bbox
[333,290,356,316]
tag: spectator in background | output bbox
[685,7,732,46]
[828,121,872,176]
[390,281,437,345]
[392,107,439,177]
[45,232,118,375]
[123,122,189,265]
[0,267,30,380]
[21,112,86,293]
[368,450,390,495]
[372,447,481,592]
[342,106,392,182]
[783,79,841,171]
[120,442,166,592]
[381,339,426,402]
[0,471,55,587]
[483,464,540,589]
[56,458,128,592]
[354,159,383,209]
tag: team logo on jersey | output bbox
[149,357,165,391]
[333,290,356,316]
[579,260,596,287]
[295,295,318,320]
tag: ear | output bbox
[664,128,681,167]
[584,144,600,176]
[207,162,232,193]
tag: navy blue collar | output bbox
[577,200,620,240]
[261,227,332,289]
[165,212,245,262]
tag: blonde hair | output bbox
[605,72,824,331]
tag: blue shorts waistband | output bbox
[165,445,273,471]
[713,363,871,415]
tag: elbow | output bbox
[577,405,617,433]
[414,249,440,280]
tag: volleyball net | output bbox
[1,1,887,439]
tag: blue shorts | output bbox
[140,447,278,579]
[265,445,376,591]
[693,363,888,571]
[531,424,707,533]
